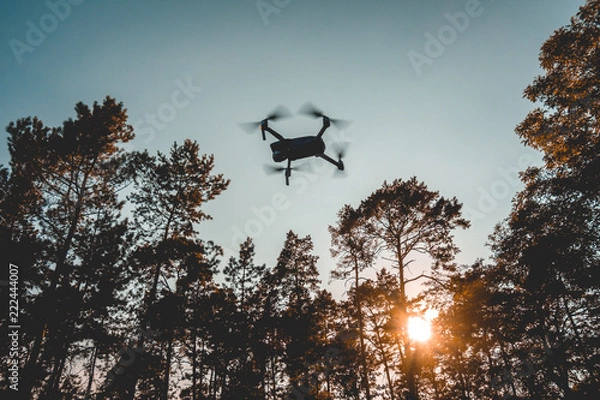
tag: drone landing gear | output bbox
[281,154,343,186]
[285,159,291,186]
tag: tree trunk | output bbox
[163,335,173,400]
[192,330,197,400]
[396,244,419,400]
[46,344,68,397]
[23,156,97,396]
[85,345,98,399]
[123,214,175,400]
[373,323,395,400]
[354,258,372,400]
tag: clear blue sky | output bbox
[0,0,585,297]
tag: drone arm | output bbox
[265,127,285,141]
[317,153,344,170]
[316,117,331,138]
[260,120,285,141]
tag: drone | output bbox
[241,103,350,185]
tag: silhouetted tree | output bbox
[0,98,135,398]
[355,177,469,399]
[218,238,266,399]
[329,204,377,399]
[425,2,600,399]
[223,237,266,312]
[424,260,510,399]
[272,231,321,396]
[487,1,600,397]
[114,139,228,400]
[357,269,402,399]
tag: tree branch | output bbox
[404,272,449,289]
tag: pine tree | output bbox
[1,98,135,397]
[355,177,469,399]
[329,204,377,399]
[104,139,229,399]
[220,237,266,399]
[488,1,600,397]
[270,230,322,397]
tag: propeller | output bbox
[239,105,292,133]
[263,163,308,175]
[298,102,351,129]
[332,142,350,160]
[331,142,350,177]
[264,105,292,122]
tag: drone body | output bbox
[243,104,348,185]
[269,136,325,162]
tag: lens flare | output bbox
[407,316,431,342]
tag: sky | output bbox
[0,0,586,298]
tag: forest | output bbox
[1,1,599,399]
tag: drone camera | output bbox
[270,141,287,162]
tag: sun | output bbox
[407,316,432,342]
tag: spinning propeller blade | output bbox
[263,165,287,175]
[238,121,261,133]
[239,105,292,133]
[332,142,349,178]
[298,102,325,118]
[298,102,352,129]
[332,142,350,160]
[265,105,292,121]
[263,163,307,175]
